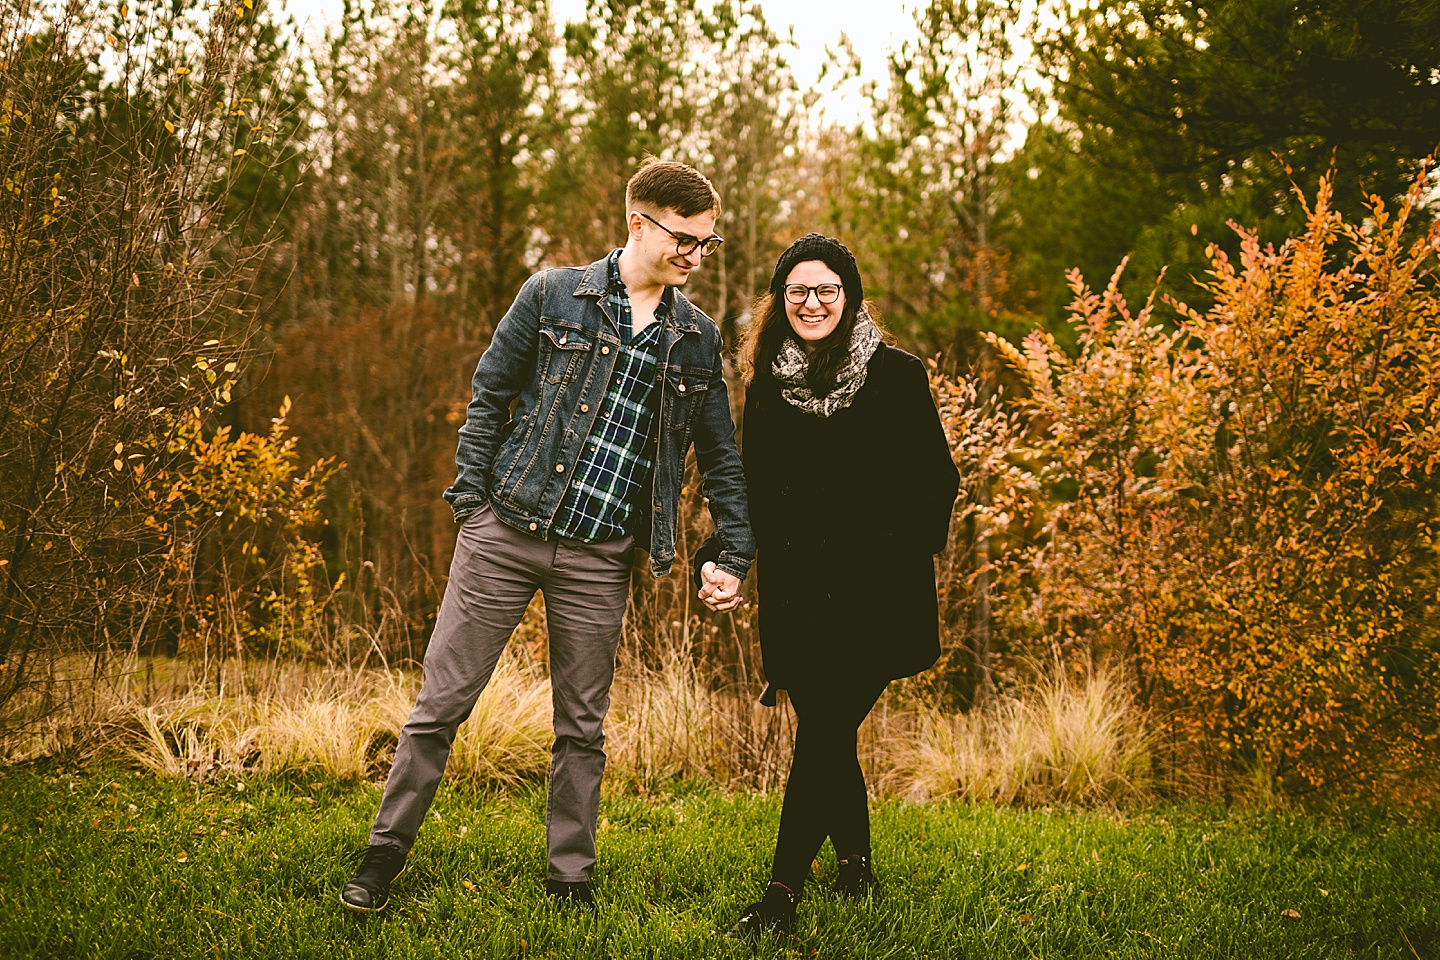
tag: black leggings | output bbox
[769,674,891,893]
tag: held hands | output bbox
[698,561,742,612]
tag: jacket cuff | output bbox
[451,493,488,523]
[690,535,752,588]
[715,553,751,582]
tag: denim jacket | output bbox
[444,254,754,581]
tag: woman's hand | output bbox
[698,561,743,612]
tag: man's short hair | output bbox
[626,159,722,218]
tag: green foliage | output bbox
[2,766,1438,957]
[554,0,802,336]
[1048,0,1440,189]
[818,0,1036,357]
[1013,0,1440,325]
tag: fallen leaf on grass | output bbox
[1016,863,1029,872]
[462,880,475,892]
[1281,908,1301,919]
[176,851,189,863]
[1018,913,1032,924]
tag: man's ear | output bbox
[624,209,645,242]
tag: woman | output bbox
[696,234,960,936]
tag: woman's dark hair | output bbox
[738,289,886,393]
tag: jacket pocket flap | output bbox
[665,369,710,393]
[540,321,592,350]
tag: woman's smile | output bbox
[783,260,846,346]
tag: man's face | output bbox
[627,207,719,288]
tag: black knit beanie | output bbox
[769,233,863,306]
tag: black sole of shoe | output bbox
[339,864,405,914]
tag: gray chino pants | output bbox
[369,504,633,881]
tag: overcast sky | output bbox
[553,0,919,124]
[289,0,922,126]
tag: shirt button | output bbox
[528,522,538,531]
[601,346,610,355]
[555,464,565,473]
[580,404,589,413]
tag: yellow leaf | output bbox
[1281,908,1300,919]
[165,121,175,133]
[233,148,246,157]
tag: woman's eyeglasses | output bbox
[783,283,842,305]
[640,212,724,257]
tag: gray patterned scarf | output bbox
[771,310,882,417]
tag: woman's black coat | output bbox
[701,345,960,689]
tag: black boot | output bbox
[833,853,875,899]
[340,843,407,913]
[546,878,596,909]
[726,882,800,939]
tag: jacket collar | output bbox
[574,252,699,333]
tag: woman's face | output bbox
[782,260,846,351]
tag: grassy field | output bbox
[0,765,1434,959]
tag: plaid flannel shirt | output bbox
[550,249,669,542]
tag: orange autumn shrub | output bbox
[141,399,340,660]
[983,173,1440,795]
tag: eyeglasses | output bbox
[783,283,843,305]
[639,212,724,258]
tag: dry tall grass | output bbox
[882,660,1152,804]
[8,655,552,787]
[3,649,1150,806]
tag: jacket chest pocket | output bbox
[539,320,593,384]
[665,368,710,427]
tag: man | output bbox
[340,160,752,913]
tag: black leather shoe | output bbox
[340,844,407,913]
[546,878,595,909]
[726,882,799,939]
[833,854,875,899]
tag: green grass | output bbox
[0,765,1434,959]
